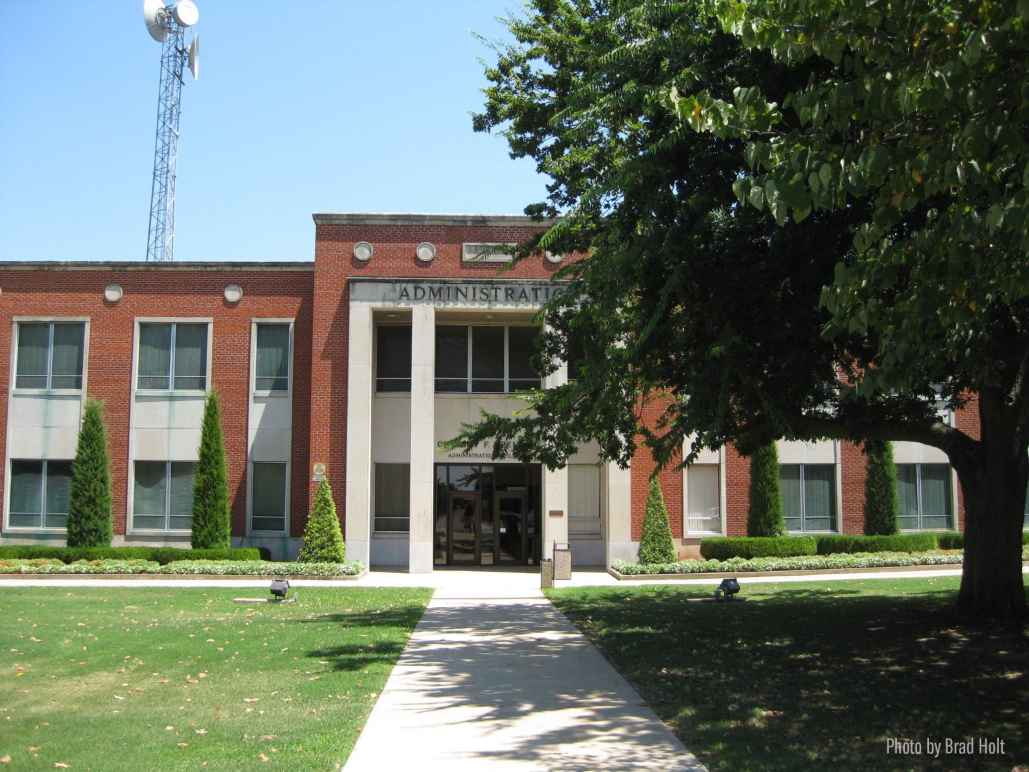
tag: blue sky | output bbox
[0,1,547,262]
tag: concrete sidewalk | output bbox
[343,580,705,772]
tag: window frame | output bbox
[896,462,955,532]
[129,459,196,534]
[247,460,290,535]
[373,462,411,535]
[5,458,73,532]
[685,462,724,536]
[133,318,213,395]
[433,323,543,395]
[11,317,89,395]
[250,319,294,397]
[781,462,839,534]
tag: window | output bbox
[687,464,721,534]
[568,464,601,537]
[566,333,585,382]
[251,462,287,532]
[133,461,195,531]
[780,464,837,532]
[255,324,290,391]
[897,464,952,530]
[8,460,72,529]
[15,321,85,390]
[376,326,412,392]
[472,326,505,392]
[434,325,541,393]
[435,326,468,393]
[138,322,208,391]
[374,463,410,532]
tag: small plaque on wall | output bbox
[312,463,326,482]
[548,509,564,518]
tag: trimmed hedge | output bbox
[936,531,1029,549]
[0,558,364,577]
[613,551,968,576]
[815,533,937,555]
[0,546,269,564]
[700,536,817,560]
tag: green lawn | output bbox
[548,578,1028,772]
[0,587,432,770]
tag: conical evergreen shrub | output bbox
[863,439,899,535]
[298,479,346,563]
[748,442,785,536]
[191,392,231,549]
[67,400,113,547]
[638,477,677,564]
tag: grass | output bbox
[548,578,1028,771]
[0,587,432,770]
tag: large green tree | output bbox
[456,0,1028,619]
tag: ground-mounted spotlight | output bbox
[714,577,741,601]
[270,578,290,601]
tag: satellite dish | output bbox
[143,0,168,42]
[172,0,200,27]
[188,37,200,80]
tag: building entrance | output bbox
[434,463,541,566]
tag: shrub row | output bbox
[0,558,364,577]
[614,551,968,576]
[814,533,937,554]
[0,545,269,564]
[700,536,817,560]
[698,531,1026,559]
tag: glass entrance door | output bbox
[434,463,540,566]
[495,491,528,563]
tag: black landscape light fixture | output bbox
[714,577,741,601]
[269,578,290,601]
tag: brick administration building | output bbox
[0,213,979,567]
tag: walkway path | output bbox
[342,577,705,771]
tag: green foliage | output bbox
[638,478,677,564]
[614,550,966,576]
[66,400,113,547]
[192,392,231,549]
[747,444,785,536]
[700,536,816,560]
[298,479,346,563]
[863,440,899,535]
[0,558,363,576]
[815,534,937,555]
[0,545,267,564]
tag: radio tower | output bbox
[143,0,200,262]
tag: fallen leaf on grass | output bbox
[194,729,207,736]
[54,764,70,769]
[243,698,259,703]
[258,753,269,763]
[0,756,10,765]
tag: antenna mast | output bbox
[143,1,200,262]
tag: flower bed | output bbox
[613,550,974,576]
[0,558,365,577]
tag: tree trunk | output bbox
[954,395,1027,622]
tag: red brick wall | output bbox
[724,444,751,536]
[629,395,684,540]
[0,266,313,537]
[310,221,560,530]
[840,441,867,534]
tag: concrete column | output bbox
[604,460,634,566]
[409,305,435,573]
[344,303,374,567]
[541,354,568,559]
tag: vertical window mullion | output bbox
[165,461,172,531]
[46,322,55,390]
[40,461,48,527]
[169,324,177,391]
[916,464,924,530]
[503,326,509,393]
[466,325,472,393]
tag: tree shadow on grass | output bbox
[552,584,1029,772]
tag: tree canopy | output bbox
[460,0,1029,618]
